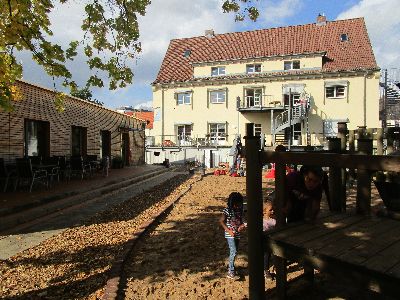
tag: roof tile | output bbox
[154,18,378,84]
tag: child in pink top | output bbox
[263,200,276,279]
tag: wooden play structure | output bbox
[244,123,400,299]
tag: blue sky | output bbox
[18,0,399,110]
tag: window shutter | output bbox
[191,91,194,110]
[174,92,178,106]
[207,90,210,108]
[225,121,228,139]
[225,88,228,109]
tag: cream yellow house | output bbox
[152,15,380,147]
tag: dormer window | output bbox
[340,33,349,42]
[211,66,226,76]
[183,49,191,57]
[284,60,300,70]
[246,64,261,74]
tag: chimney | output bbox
[316,13,327,26]
[205,29,215,38]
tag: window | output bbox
[246,64,261,74]
[100,130,111,159]
[209,123,226,141]
[245,88,263,107]
[176,92,192,105]
[284,93,300,106]
[254,124,262,136]
[211,66,226,76]
[183,49,191,57]
[340,33,348,42]
[210,90,226,104]
[284,60,300,70]
[24,119,50,157]
[177,124,192,142]
[325,86,346,98]
[71,126,87,156]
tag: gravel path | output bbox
[0,173,193,299]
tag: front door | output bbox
[121,132,130,166]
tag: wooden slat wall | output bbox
[0,81,145,164]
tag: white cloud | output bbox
[135,101,153,110]
[259,0,304,26]
[336,0,400,68]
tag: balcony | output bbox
[237,95,284,112]
[147,134,229,148]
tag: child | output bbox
[263,200,276,279]
[219,192,246,279]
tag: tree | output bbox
[0,0,260,111]
[71,86,104,106]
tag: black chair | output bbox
[54,156,70,180]
[15,158,48,192]
[43,156,60,185]
[85,155,99,175]
[0,158,17,192]
[69,156,91,180]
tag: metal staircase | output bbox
[272,104,309,146]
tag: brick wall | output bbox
[0,80,145,164]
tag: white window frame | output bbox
[284,60,300,70]
[325,85,346,99]
[177,124,192,142]
[210,90,226,104]
[209,123,226,141]
[211,66,226,76]
[177,92,192,105]
[245,88,263,107]
[254,124,262,136]
[246,64,262,74]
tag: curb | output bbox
[101,174,204,300]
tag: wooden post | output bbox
[327,138,342,211]
[337,122,348,151]
[376,128,384,155]
[337,122,348,211]
[348,130,356,183]
[356,138,373,215]
[244,123,265,300]
[274,144,287,300]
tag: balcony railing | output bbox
[238,95,282,110]
[147,134,229,147]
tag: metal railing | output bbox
[273,105,306,133]
[238,95,279,109]
[147,134,230,147]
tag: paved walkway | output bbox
[0,165,187,260]
[0,164,164,214]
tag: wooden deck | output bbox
[267,212,400,298]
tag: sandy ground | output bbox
[0,168,391,300]
[120,172,390,300]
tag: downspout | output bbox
[363,72,367,127]
[161,87,165,143]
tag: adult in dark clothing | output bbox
[285,166,326,223]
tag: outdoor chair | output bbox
[53,155,70,180]
[85,155,99,175]
[0,158,17,192]
[69,156,91,180]
[43,156,60,186]
[15,158,48,192]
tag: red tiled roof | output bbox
[132,111,154,129]
[153,18,378,84]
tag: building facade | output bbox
[152,16,380,147]
[0,80,146,165]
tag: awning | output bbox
[282,84,305,94]
[324,80,349,87]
